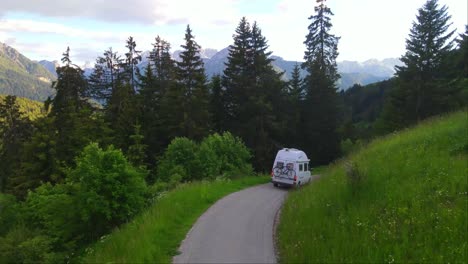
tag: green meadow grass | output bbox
[278,111,467,263]
[81,176,268,263]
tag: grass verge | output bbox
[81,176,269,263]
[278,111,467,263]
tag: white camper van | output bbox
[271,148,312,187]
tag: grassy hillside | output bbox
[278,111,467,263]
[0,95,44,120]
[0,43,55,101]
[81,176,269,263]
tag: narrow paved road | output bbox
[173,183,288,263]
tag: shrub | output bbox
[68,143,147,239]
[157,137,201,182]
[24,182,82,250]
[197,132,253,179]
[0,225,59,263]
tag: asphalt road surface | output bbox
[173,183,288,263]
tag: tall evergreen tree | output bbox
[50,47,92,167]
[140,36,177,159]
[223,17,252,124]
[88,47,123,102]
[174,25,211,140]
[90,44,138,150]
[123,36,142,93]
[223,18,286,170]
[381,0,456,129]
[284,64,304,146]
[301,0,341,165]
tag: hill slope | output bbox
[0,95,44,120]
[278,111,467,263]
[0,43,55,101]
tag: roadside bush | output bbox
[197,132,253,179]
[0,225,59,263]
[341,138,364,156]
[157,137,201,182]
[68,143,148,239]
[24,183,82,251]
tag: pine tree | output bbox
[90,44,138,150]
[51,47,88,116]
[88,47,123,102]
[383,0,456,128]
[284,64,304,146]
[123,36,142,93]
[223,17,252,124]
[223,18,286,171]
[140,36,177,158]
[301,0,341,165]
[174,25,211,140]
[50,47,93,168]
[289,64,304,101]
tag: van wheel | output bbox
[273,183,279,187]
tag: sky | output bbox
[0,0,466,66]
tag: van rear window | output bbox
[287,163,293,170]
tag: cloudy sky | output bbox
[0,0,466,66]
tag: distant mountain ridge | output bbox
[195,47,401,90]
[37,60,60,77]
[54,47,401,91]
[0,42,55,101]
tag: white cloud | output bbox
[0,0,241,26]
[0,19,124,42]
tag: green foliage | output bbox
[340,138,364,156]
[0,193,19,236]
[68,143,147,237]
[10,116,60,199]
[0,225,55,264]
[1,142,149,264]
[127,123,148,168]
[24,182,82,255]
[0,95,33,193]
[278,111,468,263]
[82,176,269,263]
[197,132,253,179]
[157,133,254,182]
[157,137,200,182]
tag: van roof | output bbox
[275,148,309,161]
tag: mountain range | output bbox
[0,42,402,101]
[147,47,402,90]
[0,42,56,101]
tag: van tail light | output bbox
[294,175,297,181]
[271,171,274,177]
